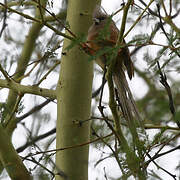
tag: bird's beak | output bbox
[93,18,100,24]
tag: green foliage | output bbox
[17,99,25,115]
[129,33,150,45]
[35,173,51,180]
[152,128,168,145]
[149,170,163,180]
[88,46,117,62]
[65,33,87,51]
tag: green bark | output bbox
[0,124,32,180]
[4,1,46,128]
[0,0,47,177]
[55,0,97,179]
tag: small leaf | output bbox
[65,34,86,51]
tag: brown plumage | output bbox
[87,6,143,128]
[87,6,134,79]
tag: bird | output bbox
[87,6,143,128]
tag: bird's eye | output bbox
[98,17,105,21]
[93,16,106,25]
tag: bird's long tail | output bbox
[113,70,144,129]
[113,69,146,174]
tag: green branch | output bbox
[0,2,73,40]
[0,79,56,99]
[0,124,32,180]
[0,2,41,22]
[106,1,147,178]
[117,0,133,44]
[0,1,36,8]
[163,16,180,35]
[124,0,155,38]
[2,0,49,128]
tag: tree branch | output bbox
[17,128,56,153]
[0,2,73,40]
[0,124,32,179]
[0,79,56,99]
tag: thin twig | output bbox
[98,66,107,114]
[37,0,44,22]
[0,0,7,38]
[146,133,180,165]
[23,133,113,158]
[157,4,180,58]
[146,153,177,179]
[10,42,61,79]
[20,61,39,81]
[32,0,76,38]
[157,61,180,128]
[27,157,55,177]
[0,64,11,81]
[91,127,123,173]
[169,0,172,16]
[17,127,56,153]
[157,61,175,115]
[92,79,106,98]
[103,167,109,180]
[148,145,180,165]
[138,0,158,17]
[0,2,73,40]
[16,99,52,123]
[112,4,124,16]
[117,0,133,43]
[36,61,60,86]
[160,0,168,16]
[4,93,24,127]
[124,0,155,38]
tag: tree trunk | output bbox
[55,0,97,180]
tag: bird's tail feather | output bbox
[113,70,144,129]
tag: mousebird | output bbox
[87,6,143,128]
